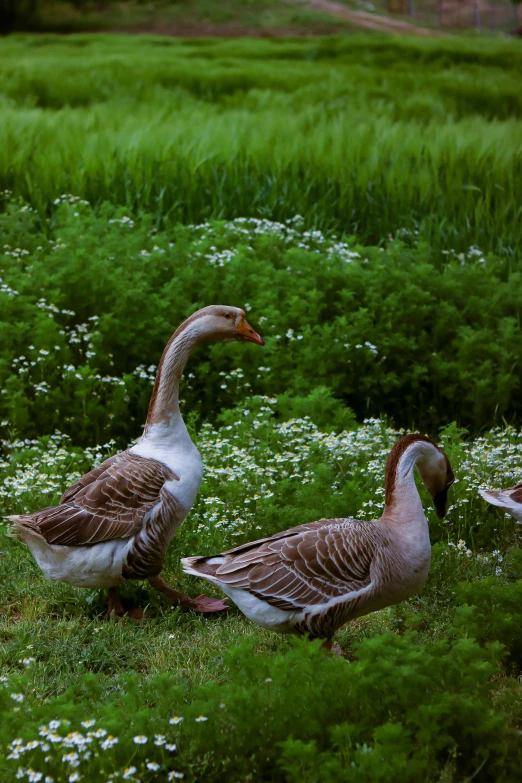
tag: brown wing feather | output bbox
[16,451,177,547]
[209,519,376,611]
[60,455,120,504]
[219,519,333,557]
[506,483,522,503]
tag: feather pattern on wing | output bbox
[196,519,377,612]
[10,452,178,547]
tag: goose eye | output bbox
[224,313,231,319]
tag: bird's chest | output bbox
[163,446,204,512]
[383,538,431,601]
[133,438,203,514]
[130,420,204,513]
[131,414,203,514]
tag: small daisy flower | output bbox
[122,767,137,780]
[169,716,183,725]
[165,742,177,752]
[133,734,148,744]
[195,716,208,723]
[146,762,160,771]
[154,734,166,746]
[68,774,80,783]
[10,693,24,702]
[81,720,96,728]
[168,773,184,781]
[94,728,107,738]
[101,735,118,750]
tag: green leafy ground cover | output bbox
[1,198,522,436]
[1,33,522,783]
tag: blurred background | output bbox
[2,0,521,36]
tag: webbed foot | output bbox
[187,595,228,613]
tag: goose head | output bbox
[415,444,455,519]
[193,305,264,346]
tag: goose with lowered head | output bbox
[8,306,264,619]
[183,434,454,650]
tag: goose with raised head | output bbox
[8,306,264,619]
[182,434,454,648]
[479,483,522,523]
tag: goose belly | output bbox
[21,531,134,589]
[218,584,300,633]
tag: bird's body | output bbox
[184,516,430,639]
[14,448,190,590]
[183,434,454,640]
[8,306,264,616]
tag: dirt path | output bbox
[308,0,448,36]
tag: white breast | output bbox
[130,415,204,512]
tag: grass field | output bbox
[1,31,522,783]
[1,35,522,253]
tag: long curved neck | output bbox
[145,319,203,428]
[382,438,435,525]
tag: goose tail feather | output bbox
[479,488,522,521]
[479,488,511,508]
[181,555,225,579]
[3,514,46,540]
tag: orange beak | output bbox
[236,318,265,346]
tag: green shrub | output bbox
[1,634,520,782]
[453,548,522,668]
[1,199,522,442]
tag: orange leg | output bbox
[148,576,228,613]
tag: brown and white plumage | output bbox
[14,452,175,549]
[7,305,264,615]
[183,434,455,640]
[479,483,522,523]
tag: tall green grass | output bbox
[1,34,521,253]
